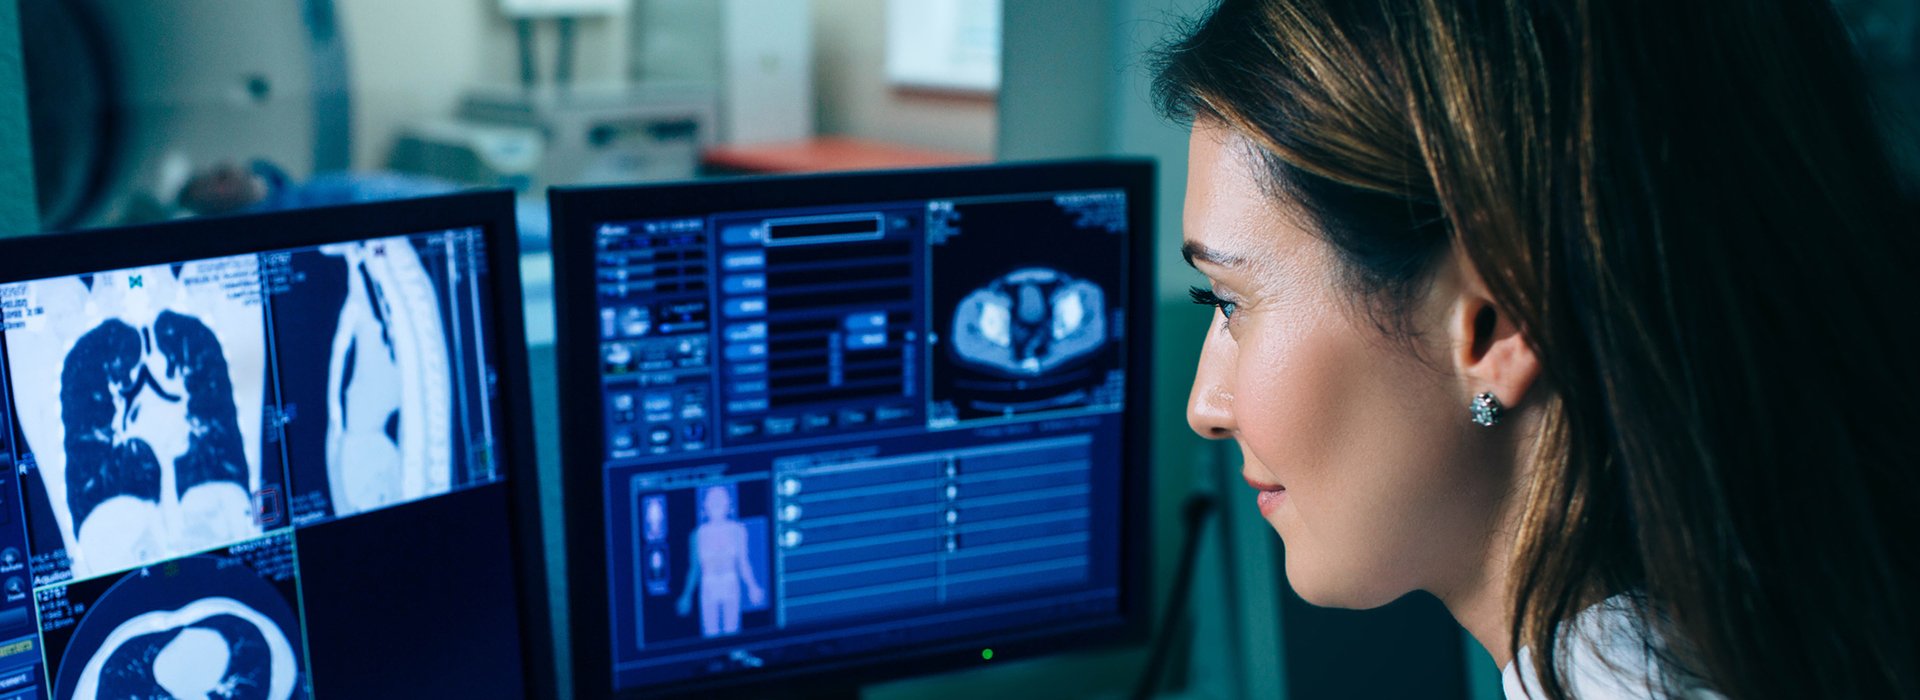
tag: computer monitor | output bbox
[549,160,1154,697]
[0,191,548,698]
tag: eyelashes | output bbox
[1189,286,1236,319]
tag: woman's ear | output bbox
[1448,263,1542,412]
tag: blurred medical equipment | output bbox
[629,0,813,145]
[389,85,715,191]
[20,0,348,229]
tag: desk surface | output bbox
[702,136,988,174]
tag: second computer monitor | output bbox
[551,160,1154,697]
[0,192,546,698]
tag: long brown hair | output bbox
[1154,0,1920,697]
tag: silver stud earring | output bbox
[1470,392,1504,427]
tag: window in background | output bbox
[884,0,1001,96]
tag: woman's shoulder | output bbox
[1501,596,1726,700]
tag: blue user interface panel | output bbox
[0,228,523,698]
[595,189,1132,690]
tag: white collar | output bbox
[1499,595,1723,700]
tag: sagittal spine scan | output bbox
[950,268,1107,377]
[3,258,268,582]
[322,238,453,517]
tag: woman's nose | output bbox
[1186,330,1236,439]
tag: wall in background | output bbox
[0,0,35,235]
[336,0,486,170]
[812,0,996,155]
[628,0,720,84]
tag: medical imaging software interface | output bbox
[0,228,510,698]
[594,188,1132,690]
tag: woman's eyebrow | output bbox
[1181,241,1244,269]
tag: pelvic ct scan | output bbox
[2,257,268,583]
[926,195,1127,424]
[318,237,454,517]
[949,267,1107,378]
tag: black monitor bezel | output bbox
[0,190,554,697]
[549,160,1156,699]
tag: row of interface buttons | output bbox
[611,422,710,454]
[722,403,916,441]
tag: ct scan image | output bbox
[2,257,271,583]
[949,267,1108,377]
[40,536,308,700]
[275,233,484,524]
[928,198,1127,425]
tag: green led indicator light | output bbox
[982,648,994,661]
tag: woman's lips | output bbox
[1244,473,1287,517]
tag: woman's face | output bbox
[1182,123,1513,608]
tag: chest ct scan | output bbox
[4,257,268,582]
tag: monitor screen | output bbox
[0,192,544,698]
[551,160,1153,696]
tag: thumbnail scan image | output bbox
[51,553,306,700]
[676,484,767,638]
[634,480,772,647]
[2,258,268,581]
[318,238,453,517]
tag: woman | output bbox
[1159,0,1919,698]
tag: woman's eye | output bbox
[1188,286,1237,319]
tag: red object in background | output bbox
[701,136,987,174]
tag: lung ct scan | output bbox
[2,257,273,584]
[38,534,307,700]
